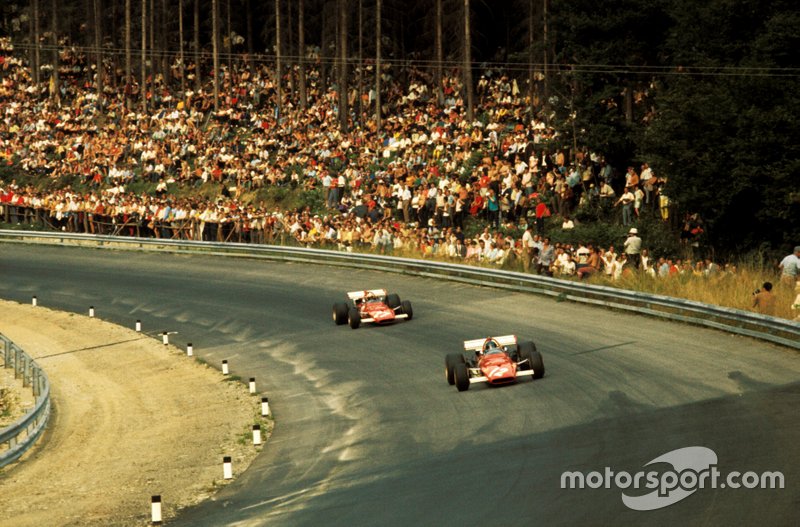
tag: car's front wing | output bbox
[469,369,535,384]
[360,313,409,324]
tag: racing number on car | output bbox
[489,366,508,377]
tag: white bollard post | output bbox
[222,360,229,375]
[252,424,262,445]
[135,320,142,332]
[249,377,256,394]
[151,495,162,525]
[186,343,193,357]
[32,296,37,307]
[89,306,95,318]
[162,332,169,345]
[261,396,271,417]
[223,456,233,479]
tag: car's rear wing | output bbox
[463,335,518,352]
[347,289,388,301]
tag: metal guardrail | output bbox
[0,333,51,468]
[1,229,798,350]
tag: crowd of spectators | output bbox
[1,36,790,300]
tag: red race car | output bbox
[332,289,413,329]
[444,335,544,391]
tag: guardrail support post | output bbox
[32,368,40,397]
[22,356,30,387]
[3,338,10,368]
[14,346,21,379]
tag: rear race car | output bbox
[332,289,413,329]
[444,335,544,391]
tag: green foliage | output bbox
[640,0,800,256]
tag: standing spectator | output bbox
[327,172,338,208]
[615,187,635,226]
[624,228,642,269]
[778,246,800,285]
[640,163,654,207]
[752,282,776,315]
[486,189,501,228]
[534,198,551,235]
[521,224,535,273]
[633,186,645,217]
[537,237,555,276]
[791,282,800,321]
[322,172,332,207]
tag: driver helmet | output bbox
[484,339,499,352]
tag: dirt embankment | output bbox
[0,301,269,526]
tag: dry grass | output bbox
[589,267,798,320]
[342,243,799,321]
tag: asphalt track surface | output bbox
[2,244,798,527]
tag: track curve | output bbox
[2,245,798,526]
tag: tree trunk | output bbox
[463,0,473,121]
[141,0,147,110]
[275,0,282,119]
[435,0,443,105]
[149,0,155,81]
[226,0,232,73]
[357,0,363,122]
[32,0,40,85]
[94,0,104,105]
[624,83,633,123]
[528,0,534,117]
[194,0,200,91]
[50,0,60,103]
[338,0,348,132]
[245,0,253,70]
[375,0,381,128]
[286,0,294,96]
[125,0,131,98]
[212,0,219,110]
[179,0,185,94]
[297,0,306,109]
[543,0,549,117]
[161,0,169,87]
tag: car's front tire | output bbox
[401,300,413,320]
[348,307,361,329]
[445,353,464,385]
[454,361,470,392]
[518,341,544,379]
[517,341,535,371]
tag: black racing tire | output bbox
[401,300,413,320]
[332,302,348,325]
[445,353,464,385]
[530,349,545,379]
[348,307,361,329]
[517,341,536,371]
[386,293,401,308]
[454,361,470,392]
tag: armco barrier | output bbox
[0,333,50,467]
[1,230,798,350]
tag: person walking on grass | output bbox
[778,246,800,285]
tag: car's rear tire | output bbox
[454,361,470,392]
[348,307,361,329]
[401,300,413,320]
[445,353,464,385]
[332,302,348,325]
[386,293,401,308]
